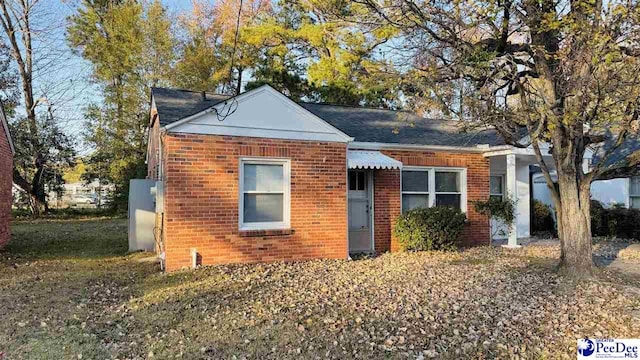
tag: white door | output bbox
[348,170,372,253]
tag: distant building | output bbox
[47,180,113,209]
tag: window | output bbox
[239,158,290,230]
[490,175,504,201]
[401,170,429,212]
[349,171,366,191]
[435,171,461,208]
[631,177,640,209]
[401,168,466,212]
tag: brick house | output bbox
[0,102,15,248]
[147,85,541,271]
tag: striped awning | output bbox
[347,150,403,170]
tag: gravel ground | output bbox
[1,220,639,359]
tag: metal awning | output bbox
[347,150,403,170]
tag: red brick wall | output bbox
[373,150,490,250]
[373,169,401,253]
[0,121,13,248]
[163,134,348,271]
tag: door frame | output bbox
[348,169,375,254]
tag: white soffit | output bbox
[166,85,353,143]
[348,150,403,170]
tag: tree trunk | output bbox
[556,172,593,276]
[29,193,46,216]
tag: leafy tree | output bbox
[243,0,403,105]
[356,0,640,276]
[67,0,175,210]
[173,0,271,94]
[9,114,75,212]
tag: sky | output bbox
[3,0,194,153]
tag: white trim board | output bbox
[238,157,292,231]
[165,85,353,143]
[0,102,15,154]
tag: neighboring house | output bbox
[0,102,14,247]
[145,85,613,271]
[532,136,640,212]
[533,174,640,209]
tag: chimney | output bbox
[201,91,206,101]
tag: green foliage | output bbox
[67,0,174,210]
[393,207,467,251]
[590,200,640,240]
[9,115,76,204]
[473,196,515,225]
[532,199,556,234]
[473,196,516,239]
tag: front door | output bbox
[348,170,372,253]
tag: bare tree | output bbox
[0,0,76,215]
[355,0,640,276]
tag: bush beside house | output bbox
[532,199,556,235]
[591,200,640,240]
[394,207,467,251]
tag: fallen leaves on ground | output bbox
[0,220,638,359]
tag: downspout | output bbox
[156,129,167,271]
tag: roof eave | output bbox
[349,141,492,153]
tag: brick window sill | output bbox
[238,229,295,237]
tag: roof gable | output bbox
[166,85,353,143]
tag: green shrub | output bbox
[532,199,556,234]
[473,197,515,238]
[393,207,467,251]
[590,200,640,240]
[590,200,606,236]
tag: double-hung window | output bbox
[631,177,640,209]
[401,168,466,212]
[490,175,504,201]
[401,170,430,212]
[239,158,291,230]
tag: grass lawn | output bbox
[1,219,639,359]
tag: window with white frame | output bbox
[239,158,290,230]
[401,168,466,212]
[401,170,430,212]
[631,177,640,209]
[490,175,504,201]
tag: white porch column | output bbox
[504,154,521,248]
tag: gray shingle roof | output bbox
[299,103,507,147]
[592,135,640,169]
[151,86,506,147]
[151,87,229,126]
